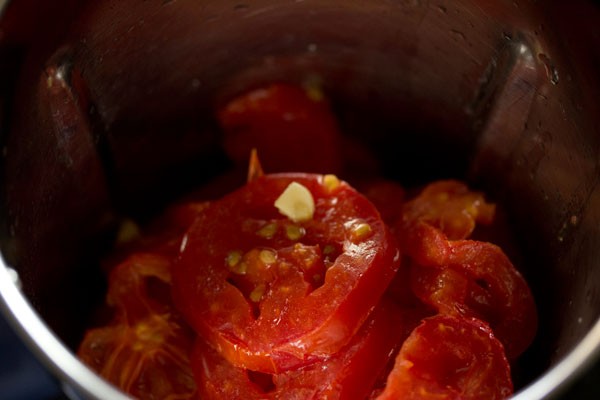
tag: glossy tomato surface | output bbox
[399,180,496,241]
[78,253,196,399]
[192,299,405,400]
[219,83,343,174]
[377,315,513,400]
[409,239,538,360]
[395,180,537,359]
[172,173,400,373]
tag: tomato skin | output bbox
[399,220,451,267]
[78,254,196,399]
[219,83,343,174]
[410,240,538,360]
[395,180,537,360]
[172,173,400,373]
[399,180,495,241]
[191,299,405,400]
[376,315,513,400]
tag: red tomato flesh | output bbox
[376,315,513,400]
[399,180,496,242]
[395,180,537,359]
[219,83,343,174]
[410,240,538,360]
[191,299,406,400]
[172,173,400,373]
[77,253,196,399]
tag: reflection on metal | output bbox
[515,321,600,400]
[7,267,20,290]
[0,0,10,18]
[469,37,540,180]
[0,257,131,400]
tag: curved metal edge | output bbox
[513,319,600,400]
[0,256,131,400]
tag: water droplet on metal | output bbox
[550,69,559,85]
[450,29,466,41]
[7,267,22,290]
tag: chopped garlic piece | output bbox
[227,250,243,267]
[351,222,372,241]
[274,182,315,222]
[257,223,278,239]
[322,174,340,192]
[285,224,305,240]
[230,261,248,275]
[227,251,247,274]
[259,249,277,264]
[250,284,266,302]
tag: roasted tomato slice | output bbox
[191,299,406,400]
[172,173,400,373]
[410,240,537,359]
[218,83,343,174]
[376,315,513,400]
[78,253,196,399]
[399,180,495,242]
[395,180,536,359]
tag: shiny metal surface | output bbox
[0,259,130,400]
[0,0,599,399]
[0,0,9,16]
